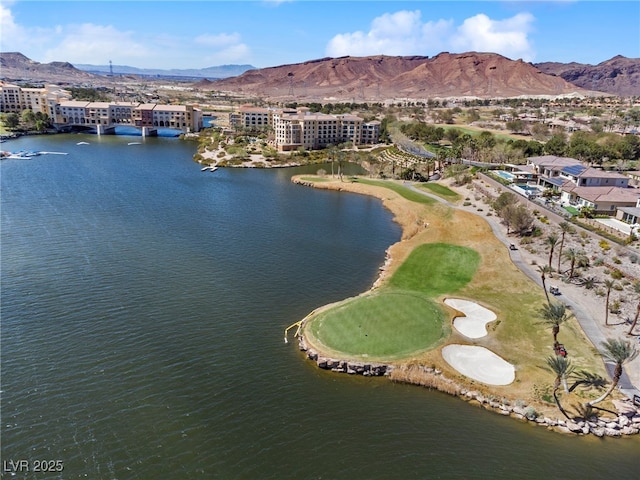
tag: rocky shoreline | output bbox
[297,334,640,437]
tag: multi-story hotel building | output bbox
[1,82,71,115]
[1,83,202,133]
[274,111,380,151]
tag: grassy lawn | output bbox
[309,291,446,358]
[353,178,436,205]
[307,243,478,360]
[416,183,461,202]
[299,176,332,182]
[564,206,580,216]
[388,243,480,295]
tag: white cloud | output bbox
[195,33,242,48]
[326,10,434,57]
[42,23,151,64]
[326,10,535,61]
[451,13,535,61]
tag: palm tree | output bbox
[628,281,640,336]
[588,338,639,407]
[562,247,585,279]
[603,279,617,326]
[545,355,574,419]
[538,264,553,304]
[556,222,573,272]
[544,233,559,270]
[538,301,572,344]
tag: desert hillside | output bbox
[203,52,596,101]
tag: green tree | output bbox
[556,222,573,272]
[545,355,574,419]
[545,233,559,270]
[562,247,584,278]
[2,112,20,130]
[543,133,567,156]
[628,281,640,336]
[588,338,638,407]
[603,279,617,326]
[538,301,572,344]
[538,264,553,305]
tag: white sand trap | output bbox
[442,344,515,385]
[444,298,497,339]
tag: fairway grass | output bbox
[417,183,461,202]
[388,243,480,295]
[354,178,436,205]
[308,243,479,360]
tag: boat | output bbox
[127,142,141,145]
[201,164,218,172]
[76,142,90,145]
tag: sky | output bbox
[1,0,638,70]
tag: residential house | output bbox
[560,185,640,215]
[616,198,640,225]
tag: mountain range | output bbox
[1,51,639,99]
[200,52,592,100]
[73,62,256,79]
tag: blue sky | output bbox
[1,1,638,69]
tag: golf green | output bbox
[307,243,480,359]
[310,291,446,358]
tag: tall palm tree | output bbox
[588,338,639,407]
[603,279,617,326]
[538,301,572,344]
[545,355,574,419]
[556,222,573,272]
[562,247,585,279]
[628,281,640,336]
[538,264,553,304]
[544,233,559,270]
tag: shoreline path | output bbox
[404,180,640,401]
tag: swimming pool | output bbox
[493,170,515,181]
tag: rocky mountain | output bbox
[73,63,256,79]
[0,52,99,84]
[535,55,640,96]
[201,52,595,101]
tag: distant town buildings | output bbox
[0,82,203,133]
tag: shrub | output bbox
[599,240,611,251]
[609,300,621,314]
[610,269,624,280]
[525,407,540,420]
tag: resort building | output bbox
[0,82,71,115]
[0,83,202,133]
[54,100,202,133]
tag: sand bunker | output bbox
[444,298,497,339]
[442,344,515,385]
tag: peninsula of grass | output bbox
[417,183,461,202]
[307,243,480,360]
[294,174,611,419]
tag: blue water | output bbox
[2,133,639,479]
[494,170,514,181]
